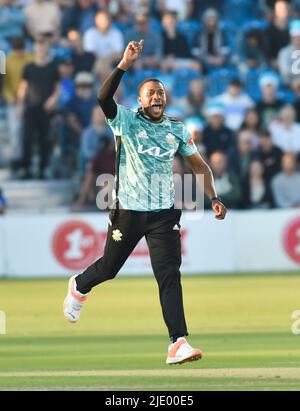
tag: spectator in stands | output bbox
[62,0,97,35]
[0,0,26,51]
[185,116,205,155]
[269,104,300,153]
[65,71,95,155]
[229,129,257,181]
[291,76,300,122]
[125,12,163,69]
[18,41,60,179]
[265,0,290,67]
[73,135,115,211]
[0,188,7,214]
[198,8,229,70]
[161,11,192,59]
[278,19,300,84]
[186,78,206,117]
[202,102,235,158]
[2,37,32,169]
[217,78,254,131]
[83,10,124,63]
[67,29,96,74]
[157,0,194,21]
[24,0,61,41]
[79,106,113,174]
[57,57,75,108]
[271,152,300,208]
[239,108,262,147]
[256,72,283,126]
[208,151,241,209]
[241,159,272,209]
[255,128,283,186]
[239,29,267,69]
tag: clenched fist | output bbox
[118,40,144,71]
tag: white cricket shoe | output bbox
[166,337,203,365]
[63,275,88,323]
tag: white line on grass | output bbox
[1,368,300,379]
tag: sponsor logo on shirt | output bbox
[137,144,175,158]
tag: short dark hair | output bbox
[163,10,177,19]
[138,78,165,95]
[229,78,243,88]
[11,37,25,50]
[259,128,271,138]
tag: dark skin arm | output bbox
[185,152,227,220]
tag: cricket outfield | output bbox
[0,273,300,391]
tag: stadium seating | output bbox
[206,67,239,97]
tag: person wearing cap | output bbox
[202,101,235,158]
[278,19,300,83]
[255,72,283,126]
[64,71,95,165]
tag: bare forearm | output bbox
[193,161,217,200]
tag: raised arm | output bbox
[97,40,144,119]
[185,152,227,220]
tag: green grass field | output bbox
[1,273,300,391]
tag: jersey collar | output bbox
[137,107,170,126]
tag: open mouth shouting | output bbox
[149,103,163,117]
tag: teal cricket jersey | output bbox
[106,104,198,211]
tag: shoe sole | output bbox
[63,300,77,323]
[167,350,203,365]
[63,276,78,323]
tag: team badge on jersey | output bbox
[188,137,195,146]
[112,229,123,242]
[166,133,175,145]
[136,130,148,139]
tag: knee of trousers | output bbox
[156,267,181,287]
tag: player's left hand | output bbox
[212,199,227,220]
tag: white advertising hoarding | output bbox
[0,209,300,277]
[235,210,300,271]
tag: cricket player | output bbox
[63,40,227,365]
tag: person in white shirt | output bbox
[269,104,300,153]
[217,78,254,131]
[271,152,300,208]
[83,10,124,63]
[24,0,61,41]
[278,19,300,84]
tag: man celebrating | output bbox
[63,41,227,365]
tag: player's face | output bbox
[138,81,167,122]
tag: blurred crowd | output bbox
[1,0,300,211]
